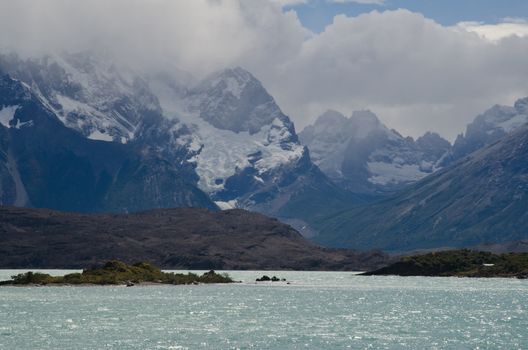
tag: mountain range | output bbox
[299,98,528,195]
[313,122,528,252]
[0,51,356,233]
[299,110,451,193]
[1,49,528,253]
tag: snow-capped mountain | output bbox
[0,50,348,230]
[149,67,309,210]
[299,110,451,193]
[0,70,215,212]
[448,97,528,163]
[314,122,528,251]
[0,51,160,143]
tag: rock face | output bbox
[299,110,451,193]
[0,51,353,226]
[447,98,528,164]
[0,206,390,270]
[313,124,528,252]
[186,67,292,135]
[0,71,216,212]
[300,100,528,195]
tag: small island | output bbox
[362,250,528,279]
[0,260,234,286]
[256,275,286,282]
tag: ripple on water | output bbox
[0,271,527,349]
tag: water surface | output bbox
[1,270,526,349]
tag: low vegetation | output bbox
[255,275,286,282]
[0,260,234,286]
[362,250,528,278]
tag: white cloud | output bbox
[457,20,528,42]
[264,10,528,140]
[329,0,385,4]
[270,0,309,6]
[0,0,308,77]
[0,2,527,141]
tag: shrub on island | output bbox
[0,261,234,286]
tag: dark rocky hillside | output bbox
[0,206,390,270]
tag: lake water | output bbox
[0,270,527,349]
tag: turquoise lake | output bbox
[0,270,527,349]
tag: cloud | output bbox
[457,20,528,42]
[328,0,385,4]
[0,0,308,76]
[0,2,527,141]
[270,0,309,6]
[263,10,528,140]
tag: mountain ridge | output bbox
[0,50,357,227]
[313,123,528,252]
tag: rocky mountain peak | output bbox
[187,66,288,135]
[315,110,347,125]
[210,66,256,98]
[0,51,163,143]
[514,97,528,115]
[300,109,451,193]
[450,97,528,163]
[416,131,451,150]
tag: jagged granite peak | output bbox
[514,97,528,115]
[150,67,307,207]
[415,132,452,163]
[0,51,161,143]
[314,123,528,252]
[448,97,528,164]
[185,66,295,136]
[299,109,451,193]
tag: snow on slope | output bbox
[1,51,309,210]
[450,97,528,163]
[0,52,159,143]
[0,105,19,128]
[150,74,304,195]
[300,110,451,192]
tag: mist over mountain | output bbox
[447,97,528,164]
[1,45,528,249]
[299,110,451,193]
[300,99,528,195]
[313,121,528,252]
[0,50,359,233]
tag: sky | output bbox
[1,0,528,141]
[285,0,528,33]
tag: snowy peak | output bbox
[451,97,528,162]
[208,67,255,99]
[315,109,348,125]
[473,98,528,134]
[514,97,528,115]
[0,52,162,143]
[416,132,452,159]
[151,66,306,205]
[186,67,290,135]
[300,109,451,193]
